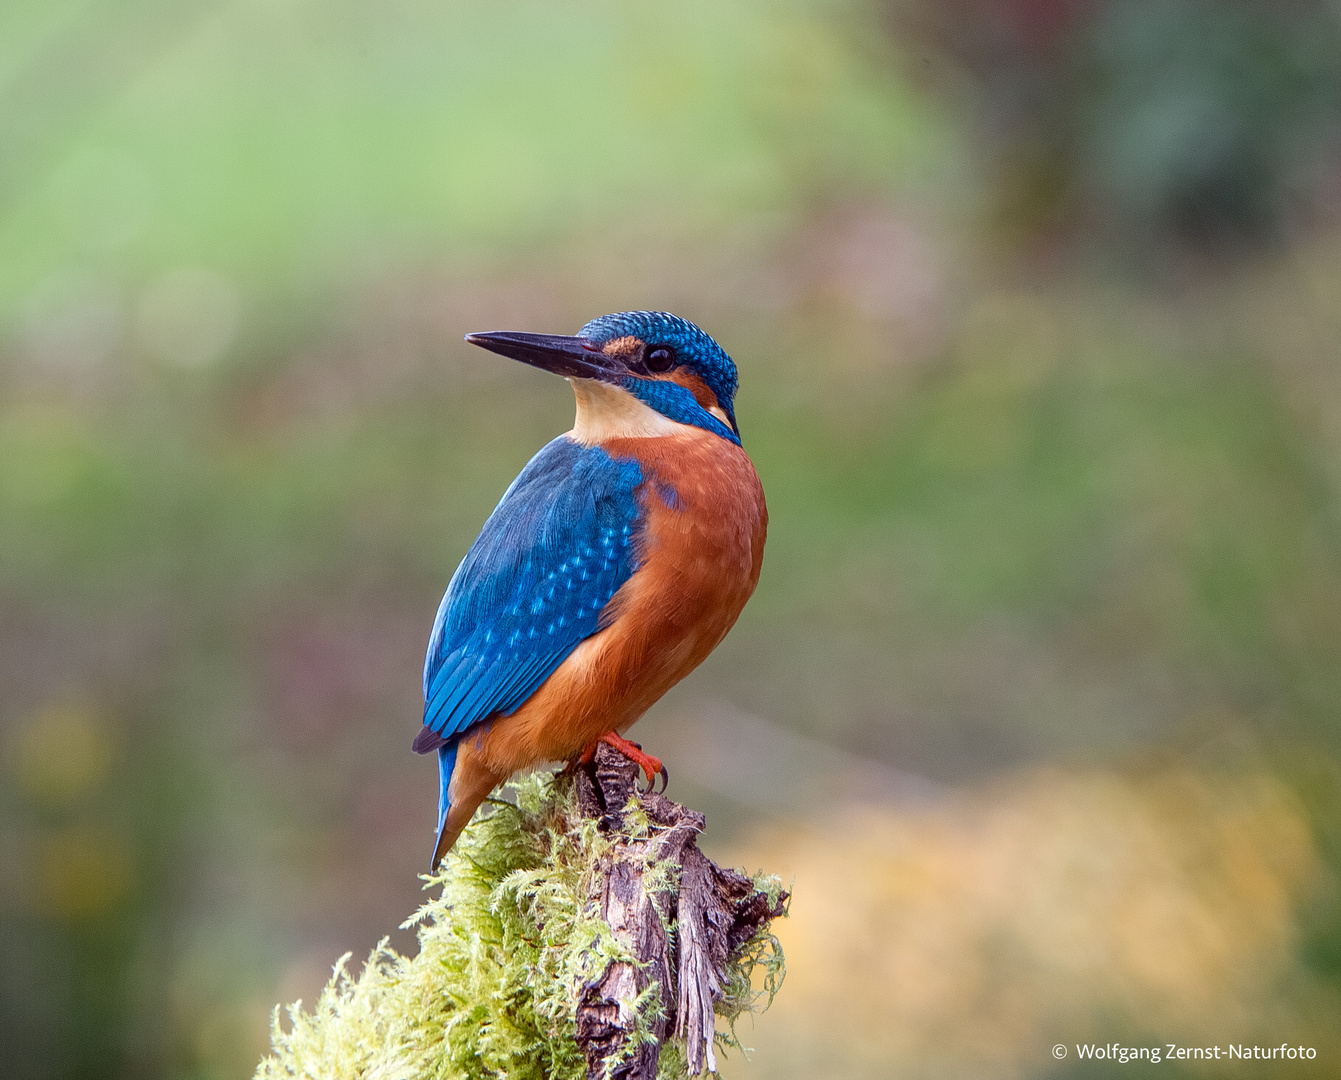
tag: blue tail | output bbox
[432,743,458,868]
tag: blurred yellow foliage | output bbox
[8,701,114,808]
[31,825,134,921]
[728,764,1330,1079]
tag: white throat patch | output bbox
[569,379,692,445]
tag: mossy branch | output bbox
[254,744,788,1080]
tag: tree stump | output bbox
[573,743,787,1079]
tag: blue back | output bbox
[421,436,644,744]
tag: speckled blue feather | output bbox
[421,436,643,740]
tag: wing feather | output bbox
[415,436,643,751]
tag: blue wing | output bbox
[416,436,644,751]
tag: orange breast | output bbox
[471,428,767,776]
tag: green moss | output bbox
[255,771,786,1080]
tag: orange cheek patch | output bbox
[664,369,720,412]
[601,336,643,360]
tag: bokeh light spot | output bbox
[136,266,241,368]
[9,702,116,809]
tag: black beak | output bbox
[465,331,624,381]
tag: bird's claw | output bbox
[598,732,665,794]
[637,762,669,795]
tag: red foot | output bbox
[579,732,668,791]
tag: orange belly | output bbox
[449,428,766,805]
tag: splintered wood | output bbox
[573,743,786,1080]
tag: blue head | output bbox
[465,310,741,445]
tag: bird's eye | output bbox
[646,346,676,373]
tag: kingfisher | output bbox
[414,311,767,869]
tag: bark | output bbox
[572,743,787,1079]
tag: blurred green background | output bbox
[3,1,1341,1076]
